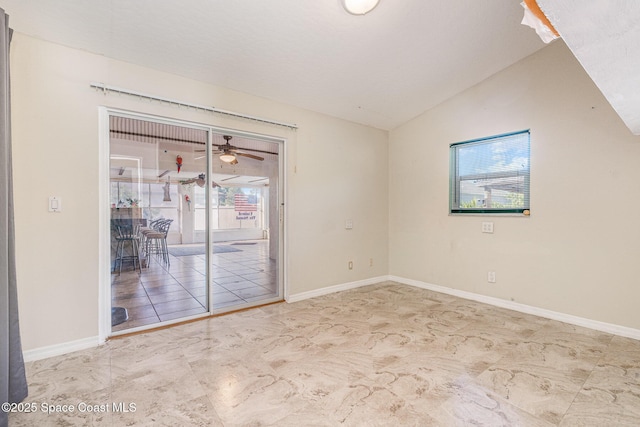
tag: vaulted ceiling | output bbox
[2,0,545,130]
[3,1,638,134]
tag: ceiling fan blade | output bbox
[232,146,277,156]
[234,151,264,161]
[180,173,206,185]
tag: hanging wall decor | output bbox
[163,177,172,202]
[176,155,183,173]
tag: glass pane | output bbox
[109,116,209,333]
[193,185,206,208]
[457,136,529,177]
[209,135,281,313]
[113,181,142,208]
[149,182,179,207]
[459,175,527,208]
[452,131,530,212]
[217,186,262,230]
[193,185,207,231]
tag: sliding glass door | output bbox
[107,112,284,334]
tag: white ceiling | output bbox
[2,0,547,130]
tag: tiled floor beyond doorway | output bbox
[111,239,277,332]
[12,282,640,426]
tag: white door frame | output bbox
[98,107,288,342]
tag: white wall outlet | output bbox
[482,222,494,233]
[345,219,353,230]
[488,271,496,283]
[348,261,353,270]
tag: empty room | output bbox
[2,1,640,426]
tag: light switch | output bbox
[49,196,62,212]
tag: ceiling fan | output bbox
[179,173,219,188]
[179,173,205,187]
[197,135,265,165]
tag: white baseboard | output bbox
[23,276,640,362]
[22,336,102,363]
[24,276,389,362]
[390,275,640,341]
[286,275,391,303]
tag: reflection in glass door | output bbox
[108,114,284,333]
[109,115,210,332]
[208,133,282,312]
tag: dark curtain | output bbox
[0,9,28,427]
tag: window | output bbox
[145,182,180,226]
[450,130,530,214]
[192,184,212,231]
[110,181,180,230]
[193,184,263,231]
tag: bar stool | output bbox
[138,218,162,266]
[143,219,173,267]
[140,219,162,258]
[113,224,141,274]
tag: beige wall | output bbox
[11,33,389,351]
[389,41,640,330]
[14,31,640,354]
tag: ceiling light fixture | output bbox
[219,153,236,163]
[342,0,379,15]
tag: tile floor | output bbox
[11,282,640,426]
[111,239,278,332]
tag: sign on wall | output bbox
[234,193,257,220]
